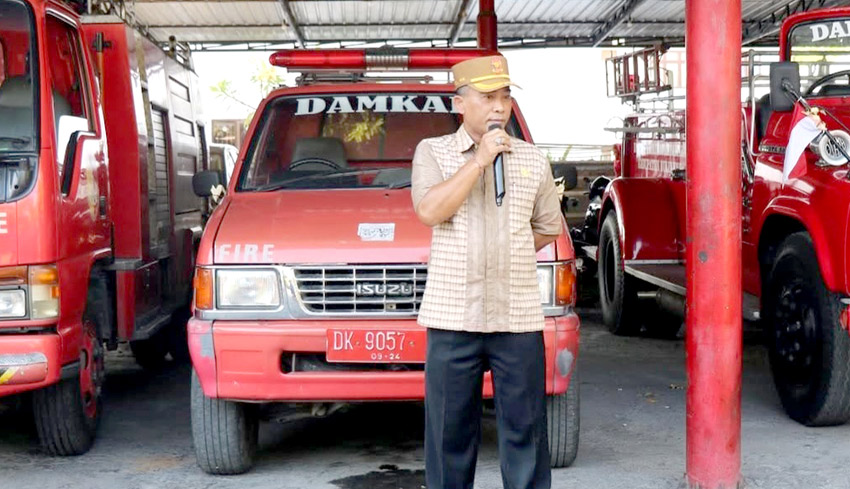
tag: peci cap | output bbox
[451,55,520,93]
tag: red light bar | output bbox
[269,48,499,71]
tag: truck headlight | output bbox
[0,290,26,318]
[0,265,59,320]
[216,269,281,308]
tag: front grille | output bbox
[293,265,426,316]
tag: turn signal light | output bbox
[555,262,577,307]
[29,265,59,319]
[194,268,214,310]
[30,265,59,286]
[0,266,27,286]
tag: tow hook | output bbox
[311,402,347,418]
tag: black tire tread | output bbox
[33,376,94,456]
[32,281,106,457]
[130,333,170,371]
[191,369,257,474]
[598,212,639,335]
[768,232,850,426]
[547,368,580,468]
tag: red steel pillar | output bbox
[685,0,743,488]
[477,0,497,51]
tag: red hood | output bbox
[213,189,432,264]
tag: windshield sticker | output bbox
[295,95,455,116]
[358,223,395,242]
[0,212,7,234]
[217,243,275,262]
[808,21,850,42]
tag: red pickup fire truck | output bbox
[589,7,850,427]
[0,0,207,454]
[187,48,581,474]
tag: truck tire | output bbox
[598,212,639,335]
[130,330,170,370]
[166,309,192,364]
[547,368,579,468]
[33,320,104,455]
[191,369,258,474]
[764,232,850,426]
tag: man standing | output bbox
[411,55,563,489]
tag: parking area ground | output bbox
[1,307,848,489]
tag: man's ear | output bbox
[452,95,465,115]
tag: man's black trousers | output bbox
[425,328,551,489]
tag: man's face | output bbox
[453,86,513,141]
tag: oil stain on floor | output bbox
[330,464,426,489]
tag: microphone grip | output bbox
[488,123,506,207]
[494,153,505,207]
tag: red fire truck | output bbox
[187,48,581,474]
[589,8,850,426]
[0,0,207,454]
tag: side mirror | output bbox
[56,115,89,165]
[192,170,222,197]
[562,165,578,191]
[770,62,801,112]
[57,115,91,195]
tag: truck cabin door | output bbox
[46,12,109,253]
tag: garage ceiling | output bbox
[93,0,850,51]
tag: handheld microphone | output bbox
[488,123,506,207]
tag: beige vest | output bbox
[417,130,545,333]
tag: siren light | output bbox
[269,47,499,72]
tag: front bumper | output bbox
[189,314,580,402]
[0,334,62,397]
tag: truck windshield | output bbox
[789,18,850,91]
[238,93,464,191]
[0,0,37,153]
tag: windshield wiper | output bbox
[0,136,31,147]
[386,180,411,189]
[252,169,377,192]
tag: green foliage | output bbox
[210,62,286,129]
[250,63,285,97]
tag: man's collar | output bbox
[455,125,477,153]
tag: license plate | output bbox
[326,329,426,363]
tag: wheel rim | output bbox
[772,282,820,387]
[604,239,616,303]
[79,322,104,420]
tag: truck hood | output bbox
[0,203,17,266]
[213,189,432,264]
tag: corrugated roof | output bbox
[120,0,850,50]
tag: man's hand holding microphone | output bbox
[473,124,511,206]
[415,125,512,226]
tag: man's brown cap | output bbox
[452,55,520,93]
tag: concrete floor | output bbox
[1,307,848,489]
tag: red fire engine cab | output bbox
[0,0,207,454]
[187,48,581,474]
[590,8,850,426]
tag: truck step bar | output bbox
[581,246,760,321]
[626,261,760,322]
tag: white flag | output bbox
[783,115,823,183]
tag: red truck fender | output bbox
[599,178,685,262]
[755,198,848,295]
